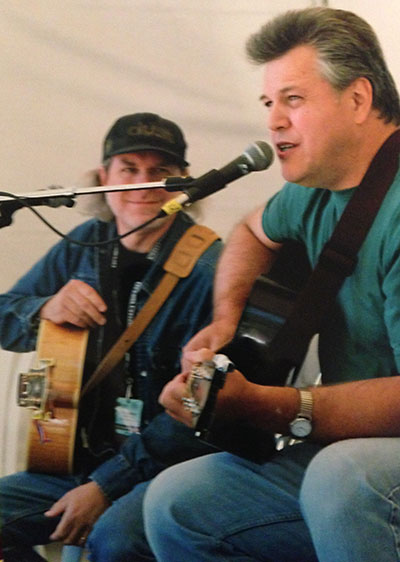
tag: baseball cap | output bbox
[102,112,189,167]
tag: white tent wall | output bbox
[0,0,318,287]
[0,0,399,481]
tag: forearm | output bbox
[311,377,400,441]
[235,376,400,443]
[181,209,282,364]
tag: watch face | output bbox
[290,418,312,438]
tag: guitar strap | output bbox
[268,128,400,366]
[80,224,219,398]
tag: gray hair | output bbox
[73,169,114,222]
[246,7,400,125]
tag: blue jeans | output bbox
[144,439,400,561]
[144,444,321,562]
[0,471,155,561]
[301,438,400,562]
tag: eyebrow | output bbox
[260,85,299,102]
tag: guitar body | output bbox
[186,241,312,462]
[186,276,301,463]
[186,359,278,463]
[18,320,88,474]
[224,240,311,386]
[222,275,301,387]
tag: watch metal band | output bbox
[298,389,313,419]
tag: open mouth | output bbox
[277,142,296,154]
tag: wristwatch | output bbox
[289,389,313,438]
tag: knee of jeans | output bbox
[145,469,175,524]
[300,440,371,519]
[144,462,196,530]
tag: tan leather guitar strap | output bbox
[80,224,219,398]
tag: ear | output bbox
[98,166,108,186]
[349,77,374,124]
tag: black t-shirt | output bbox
[117,243,151,324]
[78,243,153,471]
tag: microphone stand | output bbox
[0,177,190,229]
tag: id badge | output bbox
[115,397,143,436]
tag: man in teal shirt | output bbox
[144,7,400,562]
[263,180,400,383]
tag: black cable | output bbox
[0,191,162,247]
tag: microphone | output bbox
[159,140,274,216]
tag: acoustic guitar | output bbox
[17,319,88,474]
[184,241,312,462]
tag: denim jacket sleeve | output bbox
[90,413,216,501]
[0,219,100,352]
[0,247,69,351]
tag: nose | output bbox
[133,170,153,184]
[268,104,290,132]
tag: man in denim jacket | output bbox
[0,113,222,561]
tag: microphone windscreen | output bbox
[244,141,274,171]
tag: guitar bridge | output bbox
[17,359,53,411]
